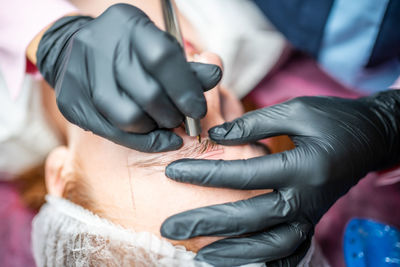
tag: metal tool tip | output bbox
[197,135,201,143]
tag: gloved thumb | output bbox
[208,104,295,146]
[266,238,312,267]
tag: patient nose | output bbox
[195,52,225,134]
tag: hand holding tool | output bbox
[36,4,222,151]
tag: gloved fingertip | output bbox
[150,133,183,152]
[203,64,223,91]
[208,122,236,141]
[165,159,193,180]
[209,120,248,145]
[168,135,184,150]
[208,125,228,138]
[190,62,223,90]
[165,163,179,179]
[160,217,192,240]
[160,221,175,239]
[183,96,208,120]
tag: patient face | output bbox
[45,0,271,253]
[46,54,270,253]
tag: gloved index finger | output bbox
[133,23,207,119]
[165,151,297,190]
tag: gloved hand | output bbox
[162,90,400,266]
[36,4,222,152]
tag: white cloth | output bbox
[32,195,324,267]
[175,0,286,98]
[0,71,61,179]
[32,195,266,267]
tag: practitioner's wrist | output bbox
[26,12,81,65]
[35,14,94,88]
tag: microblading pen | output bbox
[161,0,202,143]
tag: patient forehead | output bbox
[67,116,269,255]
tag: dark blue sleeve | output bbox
[367,0,400,67]
[253,0,400,68]
[252,0,334,57]
[253,0,400,93]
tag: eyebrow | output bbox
[127,137,221,171]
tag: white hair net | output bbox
[32,195,269,267]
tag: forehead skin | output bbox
[63,0,271,253]
[67,85,270,253]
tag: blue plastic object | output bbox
[344,218,400,266]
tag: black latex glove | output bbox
[162,90,400,266]
[36,4,222,152]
